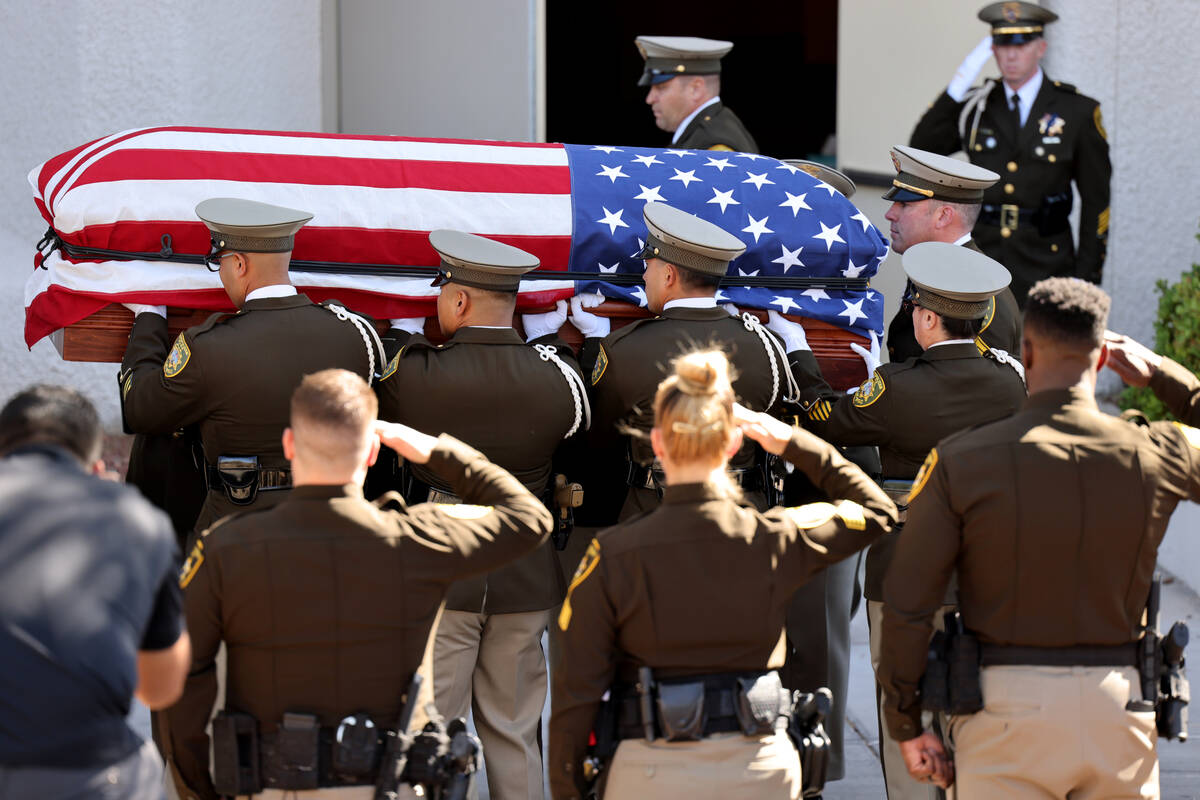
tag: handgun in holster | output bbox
[551,473,584,551]
[1133,574,1191,740]
[583,689,619,799]
[786,687,833,798]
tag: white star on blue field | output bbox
[567,144,889,339]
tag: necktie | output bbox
[1010,94,1022,130]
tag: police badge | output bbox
[163,333,191,378]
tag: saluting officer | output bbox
[549,349,898,800]
[883,145,1022,363]
[774,242,1026,800]
[164,369,553,800]
[574,201,802,521]
[636,36,759,153]
[375,231,588,800]
[878,278,1200,797]
[1104,330,1200,427]
[119,198,384,535]
[910,2,1111,303]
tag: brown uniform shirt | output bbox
[672,101,759,154]
[590,305,794,472]
[879,387,1200,741]
[164,435,553,800]
[376,327,580,613]
[119,296,378,533]
[795,343,1026,599]
[1150,356,1200,426]
[547,428,898,799]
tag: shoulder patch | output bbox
[907,448,939,504]
[1172,421,1200,450]
[558,538,601,631]
[437,503,492,520]
[163,334,191,379]
[852,371,886,407]
[591,344,609,385]
[179,538,204,588]
[1093,105,1107,141]
[380,351,400,382]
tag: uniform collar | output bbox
[245,284,298,303]
[659,305,729,322]
[1024,385,1098,412]
[1005,68,1043,125]
[918,341,981,361]
[663,296,718,311]
[448,326,524,345]
[287,483,365,501]
[672,96,721,145]
[241,294,312,312]
[661,482,728,504]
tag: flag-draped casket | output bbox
[26,126,889,386]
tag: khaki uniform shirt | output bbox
[119,296,378,533]
[376,327,580,613]
[878,387,1200,741]
[164,435,553,800]
[794,342,1027,599]
[548,428,898,799]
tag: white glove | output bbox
[767,310,809,353]
[522,299,568,342]
[721,303,740,317]
[570,295,610,338]
[947,36,995,102]
[389,317,425,335]
[850,330,881,376]
[122,303,166,318]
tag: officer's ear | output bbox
[282,427,296,461]
[650,427,666,462]
[1096,343,1109,373]
[724,426,743,459]
[364,431,381,469]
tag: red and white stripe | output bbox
[26,126,576,347]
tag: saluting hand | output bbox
[733,403,794,455]
[374,420,438,464]
[1103,330,1162,387]
[899,731,955,789]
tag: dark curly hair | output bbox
[1023,277,1110,349]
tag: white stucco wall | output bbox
[0,0,324,426]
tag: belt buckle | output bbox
[1000,204,1020,231]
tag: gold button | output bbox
[1004,183,1015,195]
[1007,161,1018,172]
[1048,154,1057,163]
[1001,227,1012,238]
[1051,244,1059,252]
[975,144,983,151]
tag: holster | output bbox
[656,680,708,742]
[786,688,833,798]
[212,711,262,796]
[213,455,260,506]
[734,672,787,737]
[920,612,983,715]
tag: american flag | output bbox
[25,127,887,348]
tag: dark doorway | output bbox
[545,1,837,160]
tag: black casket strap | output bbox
[40,229,870,291]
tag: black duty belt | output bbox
[259,726,380,789]
[615,671,785,741]
[979,203,1036,230]
[980,642,1139,668]
[204,464,292,491]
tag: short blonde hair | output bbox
[290,369,377,469]
[654,349,736,466]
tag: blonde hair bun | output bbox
[673,350,728,396]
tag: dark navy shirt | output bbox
[0,445,182,767]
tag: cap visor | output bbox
[992,32,1042,45]
[882,185,930,203]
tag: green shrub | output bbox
[1118,236,1200,420]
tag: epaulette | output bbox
[604,315,660,347]
[189,311,234,338]
[1051,80,1078,93]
